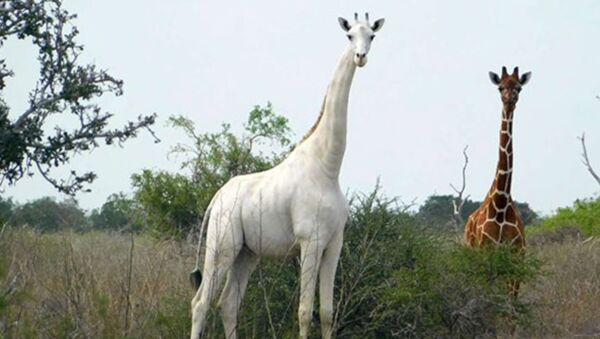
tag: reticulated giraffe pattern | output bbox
[464,66,531,250]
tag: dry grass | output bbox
[520,238,600,338]
[0,228,196,338]
[1,228,599,338]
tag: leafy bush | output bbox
[0,199,547,339]
[131,170,200,237]
[132,103,292,237]
[380,245,540,338]
[331,188,541,338]
[88,193,141,232]
[0,196,13,225]
[183,186,541,338]
[529,196,600,237]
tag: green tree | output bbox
[133,103,292,236]
[532,196,600,237]
[0,0,157,194]
[417,195,479,231]
[9,196,86,232]
[514,201,539,225]
[168,102,291,183]
[89,193,140,231]
[0,196,13,225]
[131,170,200,236]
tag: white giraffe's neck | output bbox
[301,45,357,178]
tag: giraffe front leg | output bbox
[319,230,343,339]
[298,237,325,339]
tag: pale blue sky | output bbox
[3,0,600,214]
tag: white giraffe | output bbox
[189,13,385,339]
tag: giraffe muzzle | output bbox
[354,54,368,67]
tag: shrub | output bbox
[132,103,292,237]
[378,244,540,338]
[0,187,543,338]
[529,196,600,237]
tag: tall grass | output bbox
[0,229,195,338]
[0,210,597,338]
[521,239,600,337]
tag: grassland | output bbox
[0,228,599,338]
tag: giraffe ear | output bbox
[519,72,532,86]
[489,72,501,85]
[371,18,385,32]
[338,17,351,32]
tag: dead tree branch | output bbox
[578,133,600,187]
[450,145,470,230]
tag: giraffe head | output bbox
[338,13,385,68]
[489,66,532,110]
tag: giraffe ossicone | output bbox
[189,13,384,339]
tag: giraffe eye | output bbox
[498,87,504,92]
[347,34,352,41]
[370,35,375,41]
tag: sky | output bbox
[2,0,600,214]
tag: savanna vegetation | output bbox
[1,103,599,338]
[1,192,599,338]
[2,1,600,338]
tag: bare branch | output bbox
[578,133,600,187]
[450,145,470,230]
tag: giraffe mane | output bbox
[298,95,327,145]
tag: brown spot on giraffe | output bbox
[494,193,508,210]
[464,66,531,252]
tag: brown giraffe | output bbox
[464,66,531,251]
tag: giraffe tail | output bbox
[190,202,213,291]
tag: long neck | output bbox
[306,45,356,177]
[491,107,515,196]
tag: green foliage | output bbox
[229,259,300,338]
[530,196,600,237]
[186,185,540,338]
[89,193,141,232]
[417,195,479,231]
[0,0,157,194]
[0,197,549,338]
[134,103,292,236]
[333,186,424,337]
[168,102,291,183]
[380,244,540,338]
[131,170,200,237]
[244,103,292,148]
[8,197,86,232]
[0,196,13,225]
[152,295,192,338]
[328,188,540,338]
[514,201,540,225]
